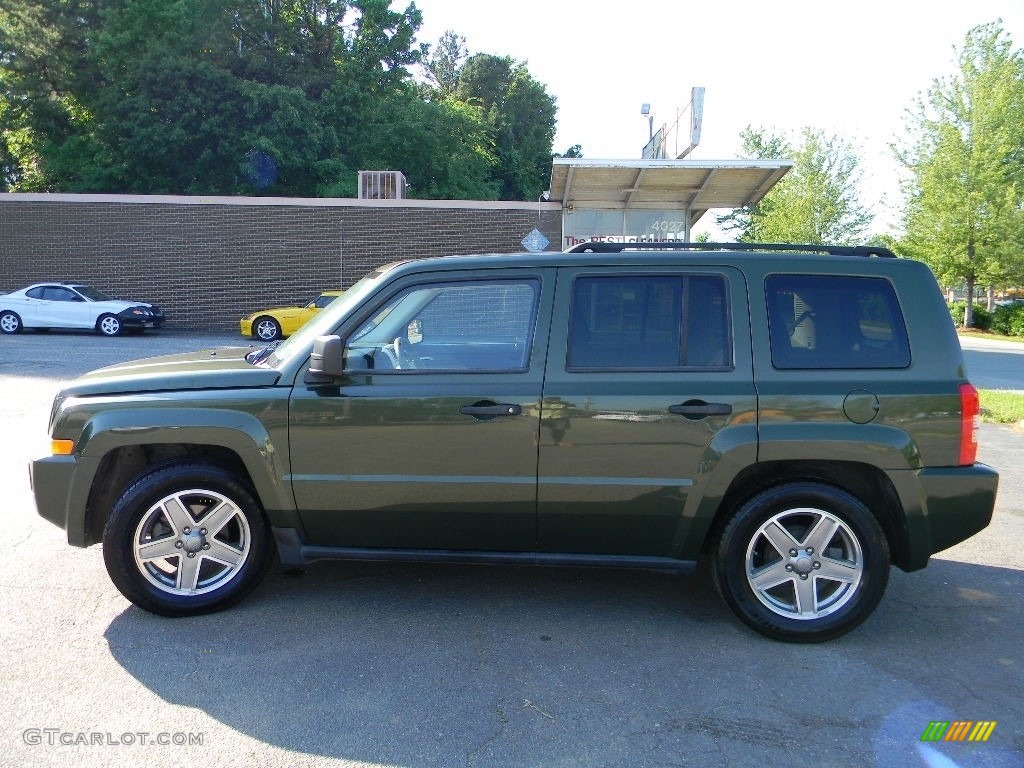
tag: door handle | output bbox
[459,402,523,419]
[668,401,733,418]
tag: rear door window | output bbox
[567,274,731,370]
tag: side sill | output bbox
[271,527,696,575]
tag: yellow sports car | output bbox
[240,290,342,341]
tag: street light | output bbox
[641,103,653,140]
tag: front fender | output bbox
[77,406,291,510]
[45,403,295,547]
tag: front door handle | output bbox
[669,401,733,419]
[459,402,523,419]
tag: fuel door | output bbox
[843,388,880,424]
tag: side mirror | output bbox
[305,335,344,383]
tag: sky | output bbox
[408,0,1024,236]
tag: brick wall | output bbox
[0,194,563,331]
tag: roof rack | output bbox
[565,241,897,258]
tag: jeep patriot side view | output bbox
[30,243,998,642]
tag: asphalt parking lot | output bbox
[1,330,1022,768]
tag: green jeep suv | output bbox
[30,243,998,642]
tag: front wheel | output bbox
[103,464,273,616]
[713,482,889,642]
[97,313,122,336]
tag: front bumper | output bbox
[117,307,165,328]
[30,454,93,547]
[30,456,81,548]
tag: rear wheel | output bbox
[713,482,889,642]
[0,310,22,334]
[253,316,282,341]
[97,313,122,336]
[103,463,273,616]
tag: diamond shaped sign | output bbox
[521,228,550,252]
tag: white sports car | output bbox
[0,282,165,336]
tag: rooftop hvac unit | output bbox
[358,170,408,200]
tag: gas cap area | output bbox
[843,389,880,424]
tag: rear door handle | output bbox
[459,402,523,419]
[669,402,733,418]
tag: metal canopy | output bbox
[549,158,793,225]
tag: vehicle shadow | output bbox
[103,557,1024,767]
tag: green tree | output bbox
[456,53,556,200]
[327,87,499,200]
[718,126,872,244]
[897,21,1024,327]
[553,144,583,158]
[1,2,555,200]
[0,98,33,189]
[716,128,791,240]
[0,0,103,190]
[1,0,429,194]
[421,29,467,100]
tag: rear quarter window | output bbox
[766,274,910,369]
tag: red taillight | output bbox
[959,383,980,466]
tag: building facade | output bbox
[0,194,562,331]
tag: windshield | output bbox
[264,266,397,367]
[312,293,339,308]
[75,285,113,302]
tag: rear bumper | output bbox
[900,463,999,570]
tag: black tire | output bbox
[102,463,273,616]
[712,481,889,642]
[97,313,122,336]
[0,310,23,334]
[253,316,282,341]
